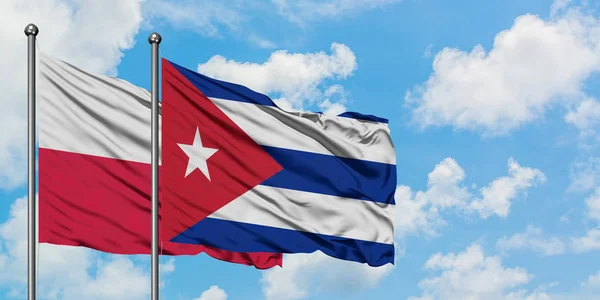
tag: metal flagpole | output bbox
[24,23,39,300]
[148,32,162,300]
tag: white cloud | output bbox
[317,85,349,115]
[565,98,600,150]
[423,157,471,209]
[551,0,574,17]
[571,228,600,253]
[260,252,394,300]
[160,257,176,274]
[318,99,347,115]
[395,157,545,237]
[570,188,600,253]
[496,225,566,256]
[394,158,468,237]
[585,187,600,222]
[581,270,600,290]
[197,43,357,113]
[394,185,446,238]
[565,98,600,134]
[193,285,228,300]
[409,243,540,300]
[145,0,401,38]
[569,157,600,192]
[76,257,150,300]
[247,35,277,49]
[406,4,600,135]
[0,195,175,299]
[143,0,396,47]
[143,0,243,37]
[0,0,145,189]
[424,44,434,58]
[272,0,401,25]
[504,289,553,300]
[469,158,546,219]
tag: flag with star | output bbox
[161,59,396,267]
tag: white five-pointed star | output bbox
[178,127,218,180]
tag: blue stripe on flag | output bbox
[337,112,389,124]
[167,59,389,124]
[169,60,277,107]
[171,217,395,267]
[260,146,396,205]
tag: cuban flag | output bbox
[161,59,397,266]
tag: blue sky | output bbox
[1,0,600,299]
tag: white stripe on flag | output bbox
[38,51,159,163]
[207,185,395,244]
[211,98,396,165]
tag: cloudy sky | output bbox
[1,0,600,299]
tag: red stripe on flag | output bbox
[39,147,282,269]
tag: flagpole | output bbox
[149,32,162,300]
[24,23,39,300]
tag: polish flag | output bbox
[37,52,282,269]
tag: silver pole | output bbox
[24,23,38,300]
[148,32,162,300]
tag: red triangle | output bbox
[161,60,283,242]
